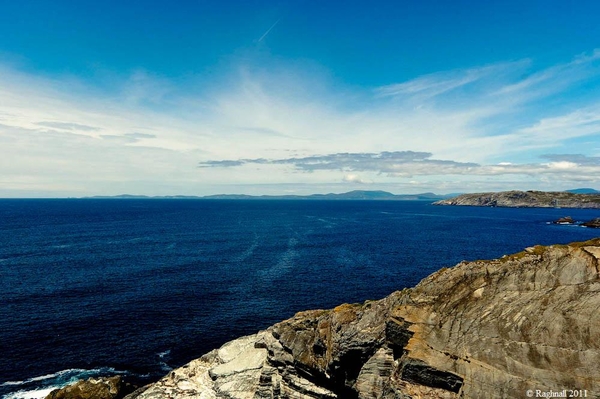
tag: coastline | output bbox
[434,190,600,208]
[39,238,600,399]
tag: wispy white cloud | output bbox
[35,121,100,131]
[343,174,372,184]
[496,49,600,97]
[541,153,600,165]
[100,132,158,143]
[376,61,528,100]
[2,49,600,196]
[518,107,600,140]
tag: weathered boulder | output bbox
[120,239,600,398]
[45,376,135,399]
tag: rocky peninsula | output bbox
[47,238,600,399]
[433,190,600,208]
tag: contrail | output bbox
[258,19,280,42]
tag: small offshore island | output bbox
[47,238,600,399]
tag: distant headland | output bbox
[434,189,600,209]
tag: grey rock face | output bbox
[126,239,600,399]
[434,190,600,208]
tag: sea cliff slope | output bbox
[433,190,600,208]
[122,238,600,399]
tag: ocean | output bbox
[1,199,599,399]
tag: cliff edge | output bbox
[433,190,600,208]
[115,238,600,399]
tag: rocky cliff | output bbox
[433,190,600,208]
[113,238,600,399]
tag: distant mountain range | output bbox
[86,190,454,201]
[85,188,600,202]
[566,188,600,194]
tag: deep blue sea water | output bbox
[1,199,599,398]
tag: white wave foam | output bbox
[1,368,118,387]
[157,349,171,359]
[2,370,77,386]
[156,350,173,372]
[1,367,126,399]
[3,386,57,399]
[159,362,173,372]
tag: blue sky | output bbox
[2,1,600,196]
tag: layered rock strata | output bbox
[118,238,600,399]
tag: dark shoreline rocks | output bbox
[582,218,600,228]
[551,217,600,228]
[552,216,576,224]
[45,376,138,399]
